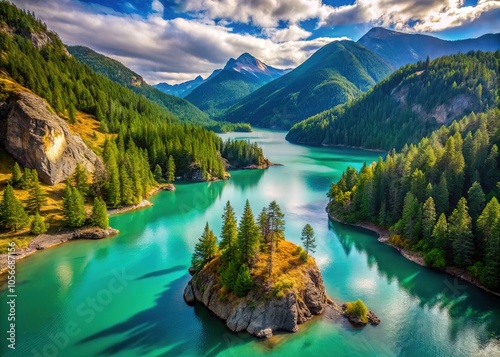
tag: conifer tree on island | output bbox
[219,201,238,262]
[301,224,316,258]
[0,184,29,232]
[238,200,260,266]
[191,222,218,272]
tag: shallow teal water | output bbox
[1,129,500,357]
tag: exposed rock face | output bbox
[183,257,328,338]
[0,91,102,185]
[341,303,381,326]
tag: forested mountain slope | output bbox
[222,40,391,129]
[327,108,500,291]
[67,45,212,125]
[287,51,499,150]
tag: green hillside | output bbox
[67,45,212,125]
[287,51,499,150]
[222,40,391,129]
[185,53,288,119]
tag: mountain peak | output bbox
[224,53,269,74]
[362,27,398,39]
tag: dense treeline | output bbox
[0,2,266,185]
[327,109,500,291]
[0,2,221,180]
[287,52,499,150]
[221,139,266,168]
[192,200,315,297]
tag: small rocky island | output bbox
[183,200,379,338]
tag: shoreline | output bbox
[0,227,119,275]
[327,212,500,298]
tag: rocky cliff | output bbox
[0,91,101,185]
[183,241,328,338]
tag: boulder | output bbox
[0,91,102,185]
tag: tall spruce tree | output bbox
[26,170,46,213]
[431,213,448,251]
[166,155,176,184]
[237,200,260,266]
[421,197,436,243]
[73,163,89,197]
[0,184,28,232]
[449,198,474,267]
[219,201,238,262]
[467,182,485,223]
[434,175,449,214]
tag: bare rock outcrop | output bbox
[0,91,102,185]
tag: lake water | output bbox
[1,129,499,357]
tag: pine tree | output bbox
[467,182,485,223]
[233,264,253,297]
[153,164,163,183]
[0,184,29,232]
[482,220,500,290]
[237,200,260,266]
[267,201,285,251]
[421,197,436,243]
[166,155,176,184]
[434,175,449,214]
[73,163,89,197]
[400,192,421,245]
[68,102,77,124]
[191,222,218,271]
[20,167,34,190]
[449,197,474,267]
[62,186,86,227]
[119,165,134,206]
[30,211,47,235]
[26,170,46,213]
[431,213,448,250]
[477,198,500,242]
[258,207,269,250]
[91,197,108,229]
[219,201,238,262]
[301,224,316,257]
[105,154,121,207]
[10,162,22,187]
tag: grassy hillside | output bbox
[287,51,499,150]
[67,45,213,125]
[222,40,391,129]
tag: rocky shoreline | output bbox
[328,212,500,298]
[0,227,118,274]
[183,240,380,338]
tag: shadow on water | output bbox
[331,220,500,345]
[77,274,251,356]
[228,168,266,191]
[136,266,186,280]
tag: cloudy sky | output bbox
[11,0,500,84]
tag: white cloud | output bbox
[318,0,500,33]
[9,0,499,84]
[10,0,341,84]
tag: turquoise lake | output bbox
[1,129,500,357]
